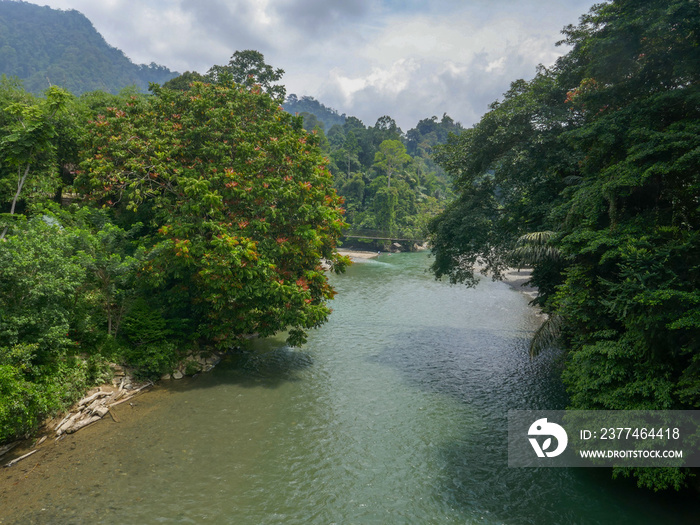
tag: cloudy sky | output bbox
[29,0,598,130]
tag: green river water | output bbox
[0,252,696,524]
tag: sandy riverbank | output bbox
[337,248,379,260]
[500,268,537,301]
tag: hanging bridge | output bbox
[341,230,427,243]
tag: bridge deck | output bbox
[342,234,425,243]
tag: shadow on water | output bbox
[370,326,568,410]
[370,326,699,525]
[436,433,700,525]
[161,344,316,392]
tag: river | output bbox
[0,252,696,524]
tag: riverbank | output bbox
[1,249,386,468]
[500,267,537,301]
[337,248,379,260]
[0,351,223,471]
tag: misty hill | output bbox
[283,94,347,131]
[0,0,177,94]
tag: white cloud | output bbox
[331,58,419,105]
[27,0,598,129]
[485,57,506,73]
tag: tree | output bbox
[207,50,286,101]
[331,130,361,177]
[161,71,206,91]
[429,69,574,285]
[372,185,398,234]
[428,0,700,490]
[373,139,411,188]
[78,81,348,348]
[0,85,71,239]
[371,115,402,146]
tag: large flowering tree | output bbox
[78,81,348,348]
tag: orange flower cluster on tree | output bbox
[78,81,349,347]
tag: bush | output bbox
[124,341,178,381]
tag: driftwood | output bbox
[55,412,82,435]
[130,382,153,395]
[78,389,108,406]
[108,381,152,408]
[107,395,135,408]
[54,413,72,433]
[0,442,19,459]
[112,389,126,402]
[53,381,152,436]
[4,449,38,468]
[86,392,114,414]
[65,415,101,434]
[93,406,110,418]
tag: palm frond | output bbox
[510,231,560,266]
[529,314,563,358]
[516,230,555,246]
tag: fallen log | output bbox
[65,415,101,434]
[131,382,153,395]
[86,398,103,413]
[4,449,38,468]
[93,406,109,418]
[107,395,134,408]
[112,389,125,402]
[56,412,82,435]
[107,382,152,408]
[53,412,72,433]
[78,390,110,407]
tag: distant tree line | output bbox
[316,112,462,240]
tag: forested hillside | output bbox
[0,0,177,94]
[283,95,347,131]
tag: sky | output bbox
[28,0,598,131]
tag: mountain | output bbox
[0,0,178,94]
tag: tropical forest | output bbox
[0,0,699,523]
